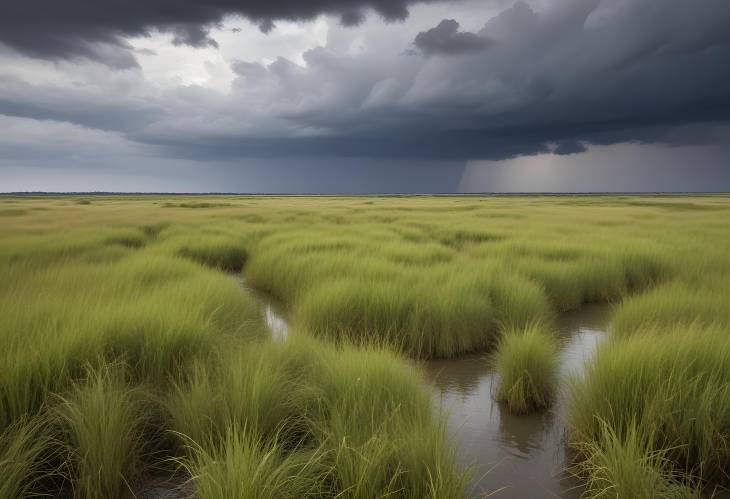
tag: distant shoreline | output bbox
[2,192,729,197]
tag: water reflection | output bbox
[497,402,553,459]
[263,303,288,341]
[234,276,289,341]
[422,304,612,498]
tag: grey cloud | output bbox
[0,0,444,66]
[0,74,165,133]
[169,23,220,49]
[0,115,143,162]
[1,0,729,164]
[552,140,588,156]
[413,19,491,55]
[188,0,728,159]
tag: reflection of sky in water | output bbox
[423,304,612,498]
[264,303,288,341]
[234,275,289,342]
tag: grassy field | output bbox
[0,194,728,497]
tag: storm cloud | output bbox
[0,0,442,67]
[134,0,730,159]
[413,19,491,55]
[0,0,729,192]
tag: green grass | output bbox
[0,255,265,429]
[494,323,559,414]
[573,420,698,499]
[182,426,326,499]
[288,263,552,358]
[0,416,57,498]
[174,236,249,271]
[168,337,467,497]
[612,279,730,336]
[166,345,302,449]
[56,364,145,498]
[568,324,730,487]
[1,194,729,496]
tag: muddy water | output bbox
[422,305,612,498]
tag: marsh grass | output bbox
[494,323,559,414]
[182,426,326,499]
[0,254,264,428]
[612,280,730,335]
[166,347,301,450]
[568,325,730,487]
[291,265,553,358]
[245,223,665,357]
[573,420,698,499]
[175,236,249,271]
[2,194,730,496]
[56,364,146,499]
[164,201,232,209]
[0,208,26,216]
[105,228,147,249]
[0,416,58,498]
[168,337,466,498]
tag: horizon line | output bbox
[2,191,730,197]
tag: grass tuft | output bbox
[0,416,57,498]
[56,364,146,499]
[494,323,559,414]
[573,420,698,499]
[183,426,325,499]
[568,324,730,486]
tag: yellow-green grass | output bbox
[0,416,57,498]
[568,325,730,488]
[495,323,559,414]
[56,364,145,499]
[1,194,729,496]
[612,279,730,336]
[182,427,326,499]
[573,420,698,499]
[168,337,467,498]
[0,254,265,429]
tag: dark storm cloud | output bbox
[1,0,730,165]
[552,141,587,156]
[0,0,442,66]
[129,0,730,160]
[169,23,219,49]
[413,19,491,55]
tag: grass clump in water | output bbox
[494,323,559,414]
[293,277,497,358]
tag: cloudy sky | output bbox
[1,0,729,193]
